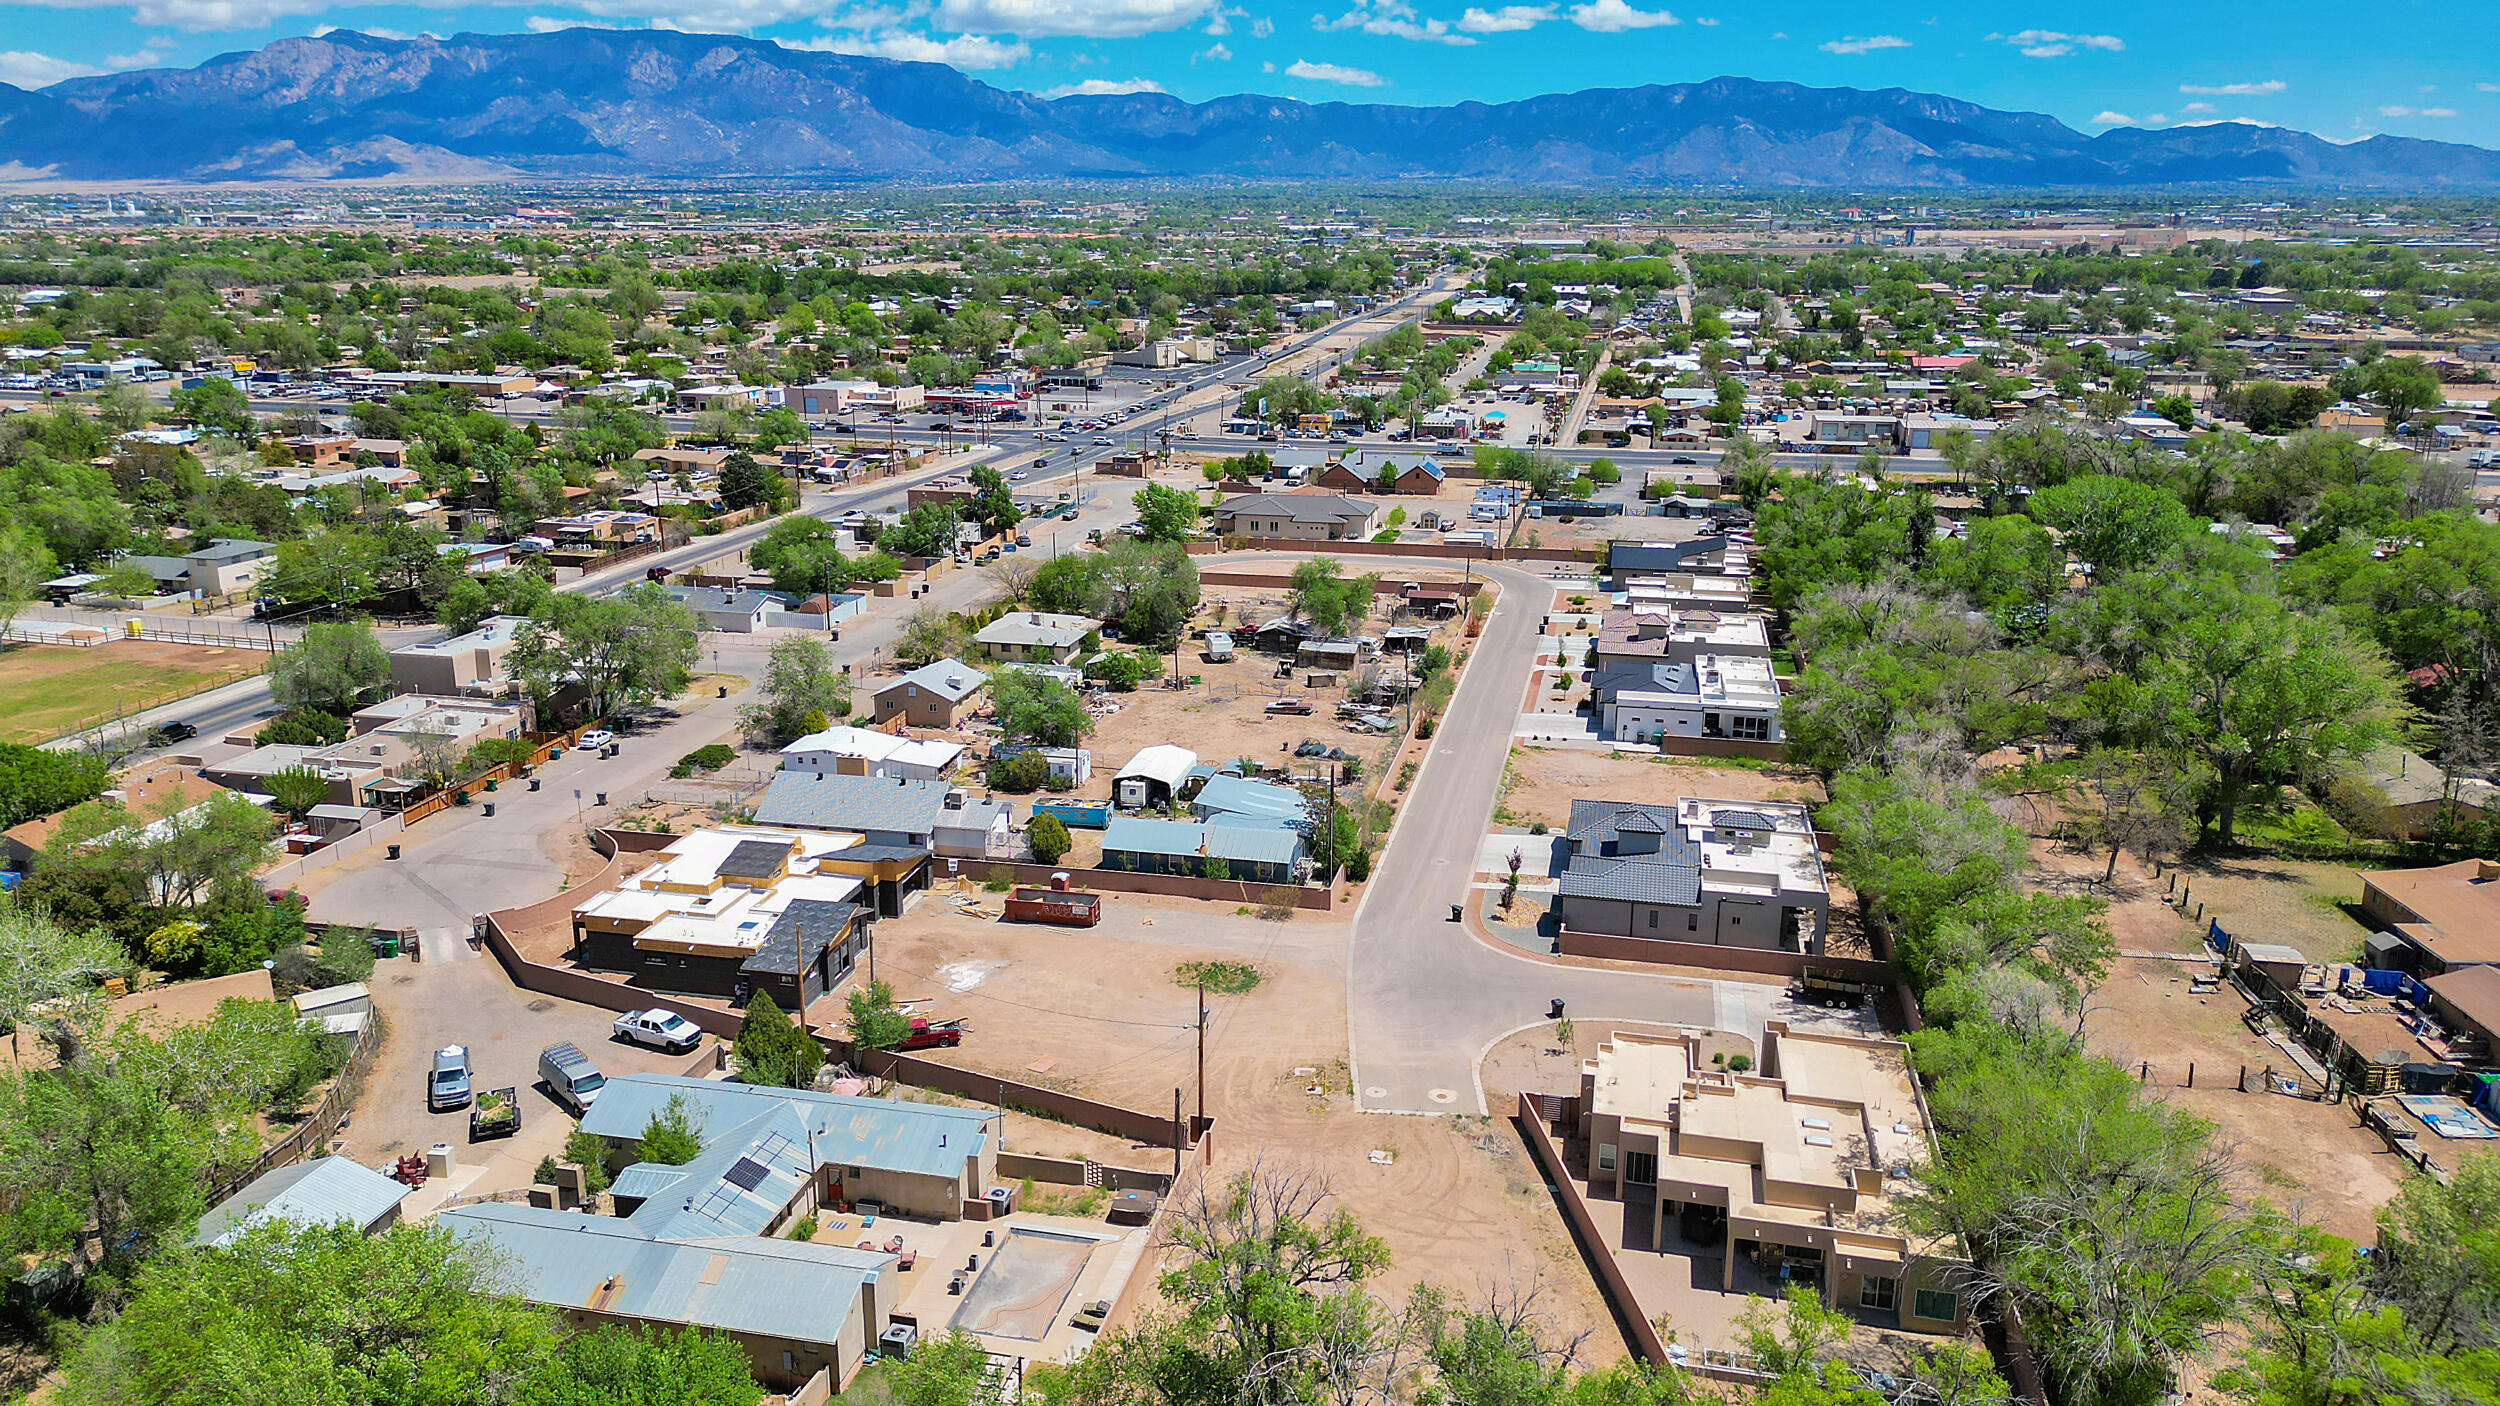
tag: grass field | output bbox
[0,640,266,745]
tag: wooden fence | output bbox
[205,1014,384,1207]
[394,724,595,827]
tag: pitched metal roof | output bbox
[579,1075,993,1183]
[190,1155,411,1248]
[1214,492,1374,524]
[1191,775,1310,827]
[752,771,949,835]
[1102,817,1304,866]
[437,1202,890,1347]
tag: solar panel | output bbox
[723,1157,770,1193]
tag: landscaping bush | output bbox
[670,743,736,779]
[1028,812,1072,865]
[986,752,1051,793]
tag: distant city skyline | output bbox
[2,1,2495,151]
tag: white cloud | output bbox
[1192,40,1231,60]
[1989,29,2121,58]
[10,0,332,32]
[2481,82,2500,94]
[790,30,1032,68]
[2423,107,2457,117]
[1040,76,1165,96]
[1285,57,1383,85]
[1768,30,1785,39]
[1570,0,1677,31]
[2379,104,2415,118]
[2092,110,2135,126]
[1319,1,1476,45]
[0,50,107,87]
[2179,100,2214,113]
[2178,80,2286,96]
[931,0,1214,38]
[1252,16,1274,36]
[1820,34,1907,55]
[1260,58,1273,70]
[1202,3,1244,33]
[1692,14,1716,24]
[1457,4,1554,32]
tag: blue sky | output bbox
[2,0,2495,149]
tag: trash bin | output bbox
[386,843,401,861]
[371,932,400,959]
[482,802,495,818]
[595,792,607,807]
[717,685,727,698]
[528,778,540,791]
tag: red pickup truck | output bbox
[897,1017,968,1050]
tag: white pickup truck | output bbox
[612,1008,704,1054]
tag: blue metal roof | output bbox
[1190,775,1310,827]
[579,1075,994,1184]
[190,1156,411,1248]
[1102,817,1304,866]
[438,1203,891,1347]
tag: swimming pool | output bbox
[947,1227,1098,1342]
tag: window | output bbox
[1596,1143,1617,1172]
[1860,1276,1897,1312]
[1686,912,1699,932]
[1733,715,1771,741]
[1647,910,1659,930]
[1914,1288,1958,1322]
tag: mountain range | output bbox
[2,28,2496,188]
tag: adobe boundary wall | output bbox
[1187,538,1600,566]
[1553,928,1896,983]
[1196,569,1487,599]
[1514,1091,1672,1364]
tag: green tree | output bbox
[509,584,700,721]
[880,1329,1011,1406]
[714,450,788,514]
[2030,475,2194,581]
[893,605,974,668]
[732,992,822,1090]
[739,634,850,743]
[1028,811,1072,865]
[636,1092,707,1165]
[881,502,962,559]
[844,978,914,1053]
[0,742,109,829]
[991,669,1093,747]
[514,1326,761,1406]
[54,1220,560,1406]
[270,619,391,715]
[168,377,255,439]
[563,1126,614,1195]
[263,767,331,822]
[964,466,1023,538]
[1133,481,1200,542]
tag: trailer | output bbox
[1033,798,1112,830]
[1790,966,1873,1010]
[1004,880,1104,928]
[469,1087,521,1141]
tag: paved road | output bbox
[1344,561,1834,1115]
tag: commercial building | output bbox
[1565,1024,1968,1333]
[202,696,530,810]
[569,826,874,1008]
[386,615,529,698]
[1554,797,1829,953]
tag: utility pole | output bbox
[1195,978,1207,1133]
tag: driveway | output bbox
[1346,563,1845,1114]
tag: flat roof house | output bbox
[1555,797,1829,953]
[1592,609,1772,671]
[974,611,1094,665]
[1210,492,1380,542]
[4,762,232,872]
[1595,654,1782,747]
[570,826,873,1008]
[870,658,987,729]
[386,614,529,698]
[1567,1024,1968,1333]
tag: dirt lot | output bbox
[1498,745,1824,833]
[2025,843,2408,1242]
[0,638,266,744]
[831,895,1630,1358]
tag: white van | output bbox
[537,1041,605,1114]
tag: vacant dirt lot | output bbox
[1499,745,1824,833]
[827,894,1630,1358]
[0,638,266,744]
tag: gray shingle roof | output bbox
[716,838,792,881]
[190,1155,410,1248]
[752,771,950,835]
[1215,492,1375,524]
[741,898,864,979]
[1557,853,1702,906]
[875,657,986,703]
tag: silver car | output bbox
[428,1045,473,1111]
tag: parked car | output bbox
[146,720,198,745]
[1669,456,1699,465]
[897,1016,968,1050]
[429,1046,473,1111]
[612,1008,703,1053]
[537,1042,605,1114]
[577,728,615,750]
[1265,697,1315,716]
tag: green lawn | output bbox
[0,641,266,745]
